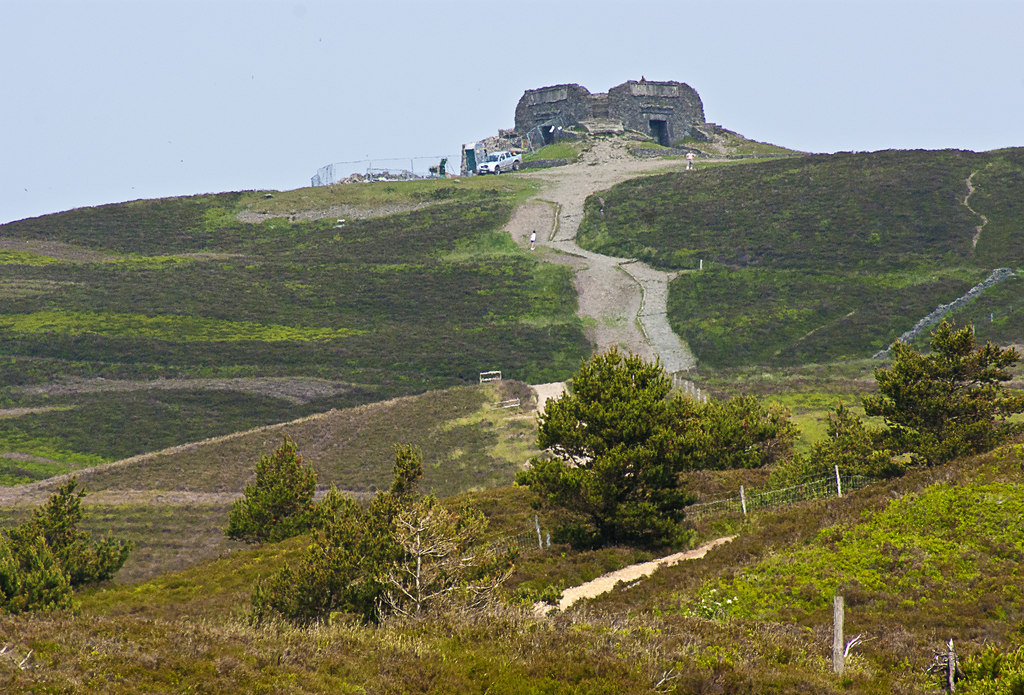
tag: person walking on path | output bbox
[686,151,695,170]
[529,230,537,250]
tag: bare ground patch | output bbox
[0,451,64,464]
[534,535,736,616]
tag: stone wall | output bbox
[513,79,706,147]
[874,268,1017,358]
[607,80,705,145]
[514,83,593,134]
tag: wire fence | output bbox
[485,468,876,554]
[686,470,875,521]
[311,155,456,186]
[488,528,548,557]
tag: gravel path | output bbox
[507,139,696,371]
[533,535,736,616]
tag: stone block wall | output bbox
[513,79,706,148]
[514,83,593,134]
[607,80,705,145]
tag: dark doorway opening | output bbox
[649,119,669,146]
[542,125,556,145]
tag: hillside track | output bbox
[534,535,736,616]
[963,169,990,248]
[507,139,697,371]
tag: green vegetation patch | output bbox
[55,384,539,501]
[0,388,332,463]
[0,430,107,481]
[0,310,364,342]
[668,267,983,367]
[0,454,76,485]
[236,175,538,220]
[579,149,988,271]
[0,249,63,266]
[935,273,1024,349]
[522,142,581,162]
[695,474,1024,624]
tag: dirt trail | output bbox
[506,139,697,371]
[534,535,736,616]
[964,170,989,248]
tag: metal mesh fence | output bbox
[487,529,546,556]
[483,471,876,553]
[686,473,875,521]
[311,156,455,186]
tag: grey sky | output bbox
[2,0,1022,224]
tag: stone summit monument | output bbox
[514,79,708,147]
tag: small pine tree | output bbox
[1,477,132,613]
[864,321,1024,465]
[0,534,72,614]
[226,435,318,544]
[769,404,902,487]
[251,446,422,624]
[7,478,133,587]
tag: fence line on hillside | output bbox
[486,468,875,555]
[685,469,874,521]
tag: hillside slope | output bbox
[577,148,1024,366]
[0,380,541,583]
[0,179,587,479]
[1,443,1019,693]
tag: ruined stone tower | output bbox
[514,79,706,147]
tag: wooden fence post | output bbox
[534,514,543,551]
[835,465,843,498]
[833,595,845,674]
[947,639,956,692]
[739,486,747,517]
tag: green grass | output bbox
[0,454,79,486]
[0,249,64,266]
[701,476,1024,625]
[668,266,986,367]
[0,310,365,342]
[934,273,1024,348]
[682,130,804,157]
